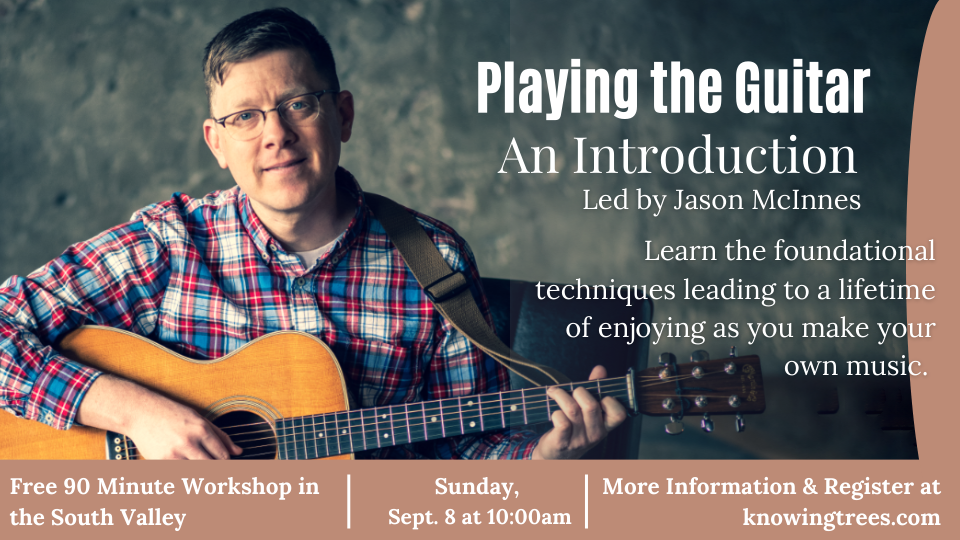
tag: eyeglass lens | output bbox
[223,94,322,140]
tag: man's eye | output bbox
[288,100,306,111]
[230,111,258,125]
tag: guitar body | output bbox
[0,326,353,460]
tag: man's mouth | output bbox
[264,158,306,171]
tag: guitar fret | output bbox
[361,409,377,451]
[349,410,364,453]
[406,402,426,443]
[403,403,413,444]
[333,412,343,456]
[318,414,328,457]
[280,420,290,460]
[306,418,314,459]
[521,388,529,425]
[523,388,548,425]
[423,400,443,441]
[477,394,498,431]
[498,392,507,427]
[295,417,306,460]
[380,405,403,446]
[372,407,382,449]
[442,398,461,437]
[477,396,485,432]
[459,397,481,434]
[387,404,397,447]
[287,420,296,460]
[504,390,525,427]
[306,415,316,459]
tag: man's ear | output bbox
[203,119,229,169]
[337,90,355,143]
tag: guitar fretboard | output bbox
[273,376,633,459]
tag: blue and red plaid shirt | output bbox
[0,168,537,459]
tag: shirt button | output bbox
[331,255,340,265]
[269,244,278,251]
[295,277,306,288]
[45,413,54,423]
[262,253,269,261]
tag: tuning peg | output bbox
[691,365,705,379]
[700,413,714,432]
[689,350,709,362]
[659,352,677,366]
[735,412,745,433]
[665,414,684,435]
[724,361,737,375]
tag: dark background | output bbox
[0,0,937,458]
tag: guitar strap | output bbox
[366,193,571,387]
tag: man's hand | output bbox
[77,374,242,459]
[531,365,628,460]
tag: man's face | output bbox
[203,48,353,218]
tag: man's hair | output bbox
[202,7,339,106]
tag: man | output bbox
[0,8,625,459]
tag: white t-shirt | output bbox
[293,239,337,268]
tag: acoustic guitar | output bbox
[0,326,765,459]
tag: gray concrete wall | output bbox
[0,0,937,458]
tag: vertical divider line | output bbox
[584,474,589,529]
[347,474,351,529]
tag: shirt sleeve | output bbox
[0,219,169,430]
[420,234,541,459]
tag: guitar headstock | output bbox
[634,349,765,434]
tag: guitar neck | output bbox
[274,375,636,459]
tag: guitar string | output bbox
[118,386,631,458]
[212,378,635,434]
[124,391,743,459]
[121,387,634,459]
[123,386,745,459]
[215,374,709,445]
[126,390,753,460]
[237,388,636,449]
[283,387,636,459]
[126,371,729,451]
[227,389,637,448]
[119,367,750,459]
[221,383,739,449]
[243,392,637,458]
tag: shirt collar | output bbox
[237,166,369,263]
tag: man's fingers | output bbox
[587,364,608,381]
[573,387,606,442]
[547,386,583,425]
[600,396,629,431]
[198,427,233,460]
[550,410,573,448]
[214,424,243,456]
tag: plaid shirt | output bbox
[0,168,537,459]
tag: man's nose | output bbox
[261,109,296,148]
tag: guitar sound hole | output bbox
[212,410,277,460]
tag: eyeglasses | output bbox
[213,89,339,141]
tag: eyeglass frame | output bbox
[211,89,340,140]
